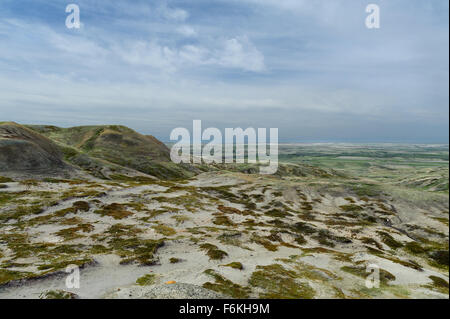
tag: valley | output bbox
[0,122,448,299]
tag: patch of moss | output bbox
[39,290,79,299]
[94,203,133,220]
[152,224,176,236]
[361,237,383,250]
[0,192,20,207]
[426,275,449,294]
[265,209,292,218]
[19,179,40,188]
[203,269,250,298]
[377,231,403,250]
[169,257,182,264]
[0,176,13,183]
[404,241,427,255]
[152,194,205,212]
[199,243,228,260]
[0,269,32,285]
[290,222,317,235]
[109,174,157,183]
[313,230,352,248]
[171,214,190,225]
[249,264,316,299]
[351,183,382,197]
[428,250,449,269]
[37,258,92,272]
[294,235,307,245]
[218,205,242,215]
[339,204,363,213]
[0,205,44,222]
[136,274,158,286]
[102,225,164,265]
[54,201,90,217]
[272,191,283,197]
[251,234,278,252]
[61,189,105,200]
[222,262,244,270]
[55,224,94,241]
[301,202,314,211]
[213,215,235,226]
[89,245,110,254]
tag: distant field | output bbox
[278,144,449,194]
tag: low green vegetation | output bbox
[249,264,316,299]
[203,269,250,298]
[169,258,182,264]
[39,290,79,299]
[0,176,13,183]
[199,244,228,260]
[94,203,133,220]
[136,274,158,286]
[222,262,244,270]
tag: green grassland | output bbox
[278,144,449,194]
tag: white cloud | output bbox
[114,36,265,73]
[158,4,189,21]
[177,25,197,37]
[114,41,177,73]
[48,32,107,57]
[0,0,447,142]
[217,36,266,72]
[178,45,209,65]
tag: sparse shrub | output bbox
[94,203,133,220]
[222,262,243,270]
[170,258,182,264]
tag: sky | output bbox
[0,0,448,143]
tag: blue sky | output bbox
[0,0,448,143]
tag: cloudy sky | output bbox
[0,0,448,143]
